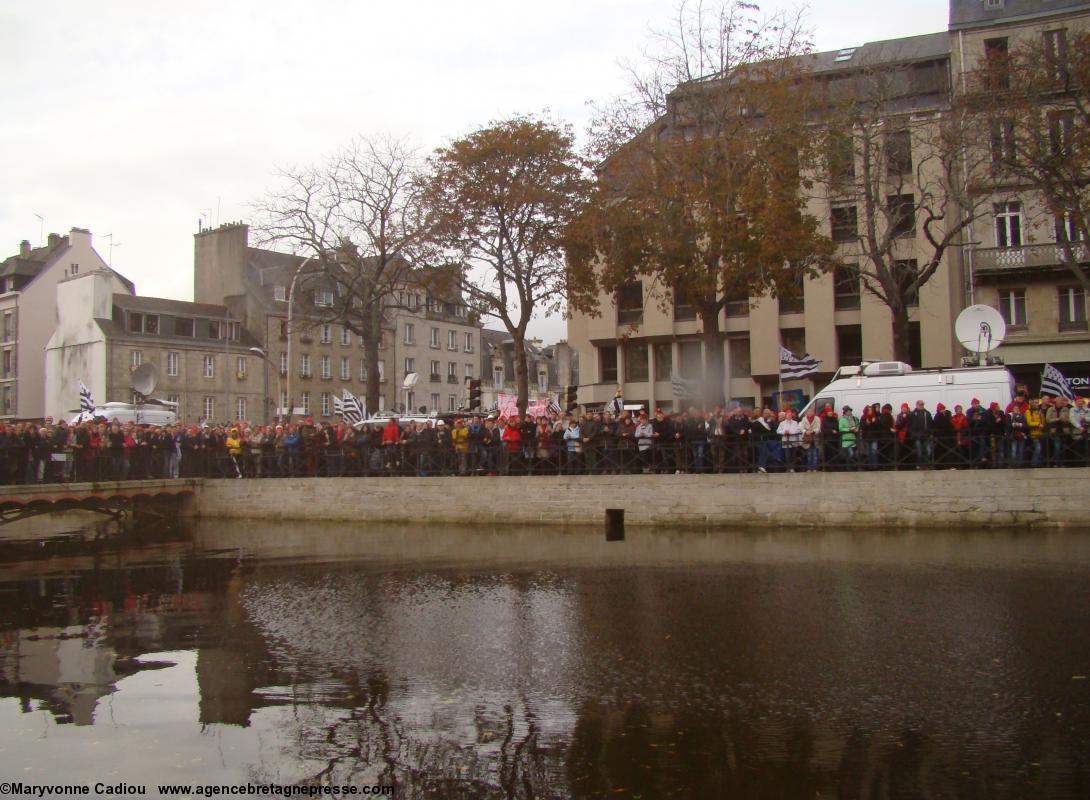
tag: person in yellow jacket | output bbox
[451,418,470,474]
[225,428,243,478]
[1025,399,1046,467]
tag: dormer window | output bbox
[273,285,286,302]
[983,0,1003,10]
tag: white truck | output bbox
[801,361,1015,415]
[70,401,178,427]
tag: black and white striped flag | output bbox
[546,396,562,415]
[1041,363,1075,400]
[607,388,623,414]
[779,347,821,380]
[341,389,365,425]
[79,382,95,414]
[332,394,343,418]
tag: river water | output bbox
[1,519,1088,798]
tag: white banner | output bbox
[495,392,551,419]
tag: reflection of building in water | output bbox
[0,550,275,727]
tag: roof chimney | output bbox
[47,233,61,249]
[19,240,30,257]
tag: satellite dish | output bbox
[955,305,1006,363]
[402,372,419,389]
[130,362,159,398]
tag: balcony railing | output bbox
[974,242,1089,272]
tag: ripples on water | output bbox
[0,520,1088,798]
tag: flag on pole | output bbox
[546,396,562,415]
[79,382,95,415]
[607,387,623,413]
[341,389,365,425]
[1041,363,1075,400]
[779,347,821,380]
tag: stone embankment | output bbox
[185,469,1090,528]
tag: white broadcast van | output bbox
[801,361,1015,416]
[69,402,178,427]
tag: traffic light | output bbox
[468,379,482,410]
[564,384,578,411]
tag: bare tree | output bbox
[252,136,435,414]
[423,116,590,415]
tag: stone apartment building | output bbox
[567,0,1090,410]
[193,222,482,420]
[0,228,134,420]
[478,330,577,411]
[44,267,266,424]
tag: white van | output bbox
[70,402,178,427]
[802,362,1015,415]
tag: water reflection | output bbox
[0,521,1088,797]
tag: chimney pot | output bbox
[19,240,30,257]
[47,233,61,249]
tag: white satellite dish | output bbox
[402,372,419,389]
[130,362,159,398]
[955,304,1006,365]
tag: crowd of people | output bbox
[2,387,1087,484]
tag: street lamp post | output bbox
[285,255,317,422]
[249,347,281,424]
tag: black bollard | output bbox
[606,508,625,541]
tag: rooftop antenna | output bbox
[104,233,121,267]
[34,214,43,247]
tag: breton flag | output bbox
[78,382,95,415]
[1041,363,1076,400]
[546,396,562,415]
[607,387,623,414]
[341,389,366,425]
[779,346,821,380]
[332,394,344,418]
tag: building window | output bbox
[301,353,311,377]
[359,359,367,381]
[886,130,912,176]
[998,289,1027,328]
[831,205,858,242]
[781,329,806,362]
[1049,110,1075,158]
[994,201,1022,247]
[1044,28,1068,81]
[301,392,311,415]
[887,194,916,238]
[166,394,179,408]
[678,341,702,380]
[430,327,440,348]
[236,356,247,378]
[404,357,415,375]
[340,356,350,380]
[339,327,350,346]
[320,324,332,344]
[203,355,214,378]
[2,350,11,379]
[729,338,751,378]
[448,395,457,412]
[430,360,441,380]
[320,355,331,379]
[130,350,143,368]
[494,367,504,387]
[990,119,1016,166]
[465,363,474,380]
[378,395,385,412]
[280,389,288,413]
[624,341,649,382]
[464,333,474,353]
[203,396,215,421]
[320,392,331,417]
[431,393,440,411]
[2,313,11,342]
[404,323,414,345]
[236,397,247,421]
[673,288,697,321]
[984,37,1009,89]
[779,273,805,314]
[209,320,223,339]
[127,313,159,334]
[599,346,618,383]
[1058,286,1087,330]
[894,259,919,307]
[447,330,457,351]
[827,131,855,183]
[407,390,416,411]
[654,343,673,379]
[280,352,288,376]
[315,290,334,307]
[836,325,863,366]
[274,285,287,302]
[833,265,861,310]
[538,371,548,393]
[447,361,457,379]
[617,282,643,325]
[166,351,179,377]
[725,287,749,317]
[377,360,385,382]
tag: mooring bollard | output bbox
[606,508,625,541]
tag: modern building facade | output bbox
[567,0,1090,410]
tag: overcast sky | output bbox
[0,0,948,342]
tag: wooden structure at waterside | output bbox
[0,479,199,527]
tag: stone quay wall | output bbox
[185,468,1090,529]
